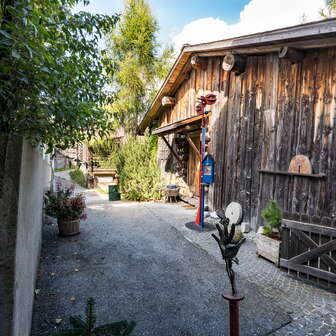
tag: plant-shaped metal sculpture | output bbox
[54,298,136,336]
[212,209,246,296]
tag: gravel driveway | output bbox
[31,181,291,336]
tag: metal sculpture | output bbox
[212,208,246,336]
[212,208,245,295]
[196,94,217,115]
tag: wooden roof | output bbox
[152,112,211,136]
[138,19,336,133]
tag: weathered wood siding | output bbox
[157,47,336,228]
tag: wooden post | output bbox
[191,55,207,71]
[184,133,201,159]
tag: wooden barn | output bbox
[139,19,336,234]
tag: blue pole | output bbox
[200,123,207,228]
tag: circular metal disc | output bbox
[225,202,243,225]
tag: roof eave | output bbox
[138,19,336,134]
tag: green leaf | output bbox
[11,49,20,59]
[24,44,34,59]
[0,29,13,40]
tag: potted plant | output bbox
[45,185,87,236]
[256,200,282,265]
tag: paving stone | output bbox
[147,202,336,336]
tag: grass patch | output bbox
[95,187,108,194]
[69,169,87,188]
[54,167,72,172]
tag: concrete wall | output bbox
[0,134,50,336]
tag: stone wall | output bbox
[0,134,50,336]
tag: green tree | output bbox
[0,0,118,151]
[105,0,174,132]
[320,0,336,18]
[115,130,162,201]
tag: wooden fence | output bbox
[280,219,336,290]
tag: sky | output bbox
[75,0,327,52]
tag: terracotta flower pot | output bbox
[57,218,80,237]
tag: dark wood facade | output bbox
[140,20,336,230]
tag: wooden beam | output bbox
[289,239,336,267]
[193,37,336,57]
[184,20,336,54]
[290,229,336,272]
[222,53,246,75]
[259,169,326,179]
[280,259,336,283]
[161,96,176,106]
[279,46,304,63]
[161,136,184,167]
[152,112,212,136]
[190,55,207,70]
[184,133,201,159]
[281,219,336,238]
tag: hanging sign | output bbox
[202,154,215,184]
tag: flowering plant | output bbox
[45,185,87,221]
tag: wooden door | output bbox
[280,219,336,289]
[187,134,200,196]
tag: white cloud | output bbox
[173,0,326,52]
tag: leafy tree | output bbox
[54,298,136,335]
[0,0,118,151]
[105,0,174,132]
[320,0,336,17]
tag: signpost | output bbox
[195,94,217,228]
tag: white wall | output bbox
[13,141,50,336]
[0,134,50,336]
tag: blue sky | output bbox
[75,0,251,44]
[75,0,325,51]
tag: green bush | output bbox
[115,131,162,201]
[261,200,282,238]
[69,169,87,188]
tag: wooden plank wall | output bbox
[157,47,336,228]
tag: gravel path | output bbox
[31,181,291,335]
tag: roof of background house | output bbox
[138,18,336,133]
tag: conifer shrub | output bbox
[115,131,162,201]
[261,200,282,238]
[54,298,135,335]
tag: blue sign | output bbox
[202,154,215,184]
